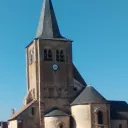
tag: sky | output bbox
[0,0,128,121]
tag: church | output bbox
[8,0,128,128]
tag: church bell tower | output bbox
[25,0,87,127]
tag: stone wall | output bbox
[9,101,40,128]
[71,104,91,128]
[91,103,110,128]
[44,116,70,128]
[111,120,127,128]
[8,120,18,128]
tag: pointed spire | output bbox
[36,0,63,39]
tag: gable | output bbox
[8,100,37,121]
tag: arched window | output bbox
[44,49,48,60]
[119,124,122,128]
[31,107,35,116]
[60,50,64,62]
[58,123,63,128]
[29,49,34,65]
[56,49,65,62]
[30,51,33,64]
[48,49,52,61]
[59,124,63,128]
[56,50,60,61]
[74,87,77,91]
[97,111,103,124]
[44,49,52,61]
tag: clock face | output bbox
[52,64,59,71]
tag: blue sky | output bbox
[0,0,128,121]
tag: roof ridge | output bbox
[45,108,69,117]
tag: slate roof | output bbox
[110,111,128,120]
[73,64,87,86]
[71,86,107,105]
[109,100,128,120]
[8,100,37,121]
[36,0,64,39]
[45,108,69,117]
[109,101,128,112]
